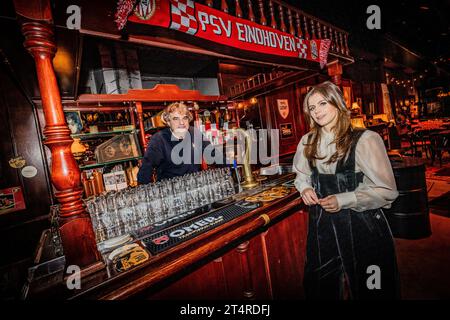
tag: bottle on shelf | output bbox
[125,161,139,187]
[204,110,211,132]
[223,107,230,131]
[214,107,221,128]
[81,171,92,198]
[92,170,105,195]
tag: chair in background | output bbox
[411,129,433,158]
[430,130,450,167]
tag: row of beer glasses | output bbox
[85,168,236,243]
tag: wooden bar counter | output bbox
[28,173,308,300]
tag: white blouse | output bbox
[293,129,399,212]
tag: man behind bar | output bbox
[137,102,225,184]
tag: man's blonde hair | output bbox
[161,102,193,125]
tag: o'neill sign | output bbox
[116,0,331,67]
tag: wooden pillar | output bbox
[15,2,101,269]
[327,60,343,88]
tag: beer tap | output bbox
[231,128,258,189]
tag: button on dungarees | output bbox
[303,129,400,299]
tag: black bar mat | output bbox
[142,200,261,255]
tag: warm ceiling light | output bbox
[419,6,429,10]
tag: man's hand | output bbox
[318,195,340,213]
[300,188,319,206]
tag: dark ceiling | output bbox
[285,0,449,60]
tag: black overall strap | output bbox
[336,128,366,172]
[335,129,366,192]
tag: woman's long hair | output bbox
[302,81,354,165]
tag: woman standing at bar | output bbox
[293,81,400,299]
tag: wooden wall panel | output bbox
[257,84,309,158]
[263,210,308,299]
[221,237,271,299]
[0,66,52,267]
[146,258,229,300]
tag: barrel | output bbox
[384,156,432,239]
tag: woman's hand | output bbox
[318,195,340,213]
[300,188,319,206]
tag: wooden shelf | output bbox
[144,126,166,132]
[71,129,137,139]
[79,156,142,170]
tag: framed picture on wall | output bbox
[64,111,83,134]
[280,123,294,138]
[0,187,26,215]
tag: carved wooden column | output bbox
[327,60,343,88]
[268,1,277,29]
[334,29,341,53]
[234,0,243,18]
[323,24,328,41]
[339,32,345,55]
[278,4,287,33]
[19,19,101,268]
[310,18,316,39]
[303,15,310,40]
[246,0,255,22]
[316,21,322,39]
[257,0,267,26]
[287,9,295,36]
[328,27,336,51]
[221,0,229,13]
[343,33,350,55]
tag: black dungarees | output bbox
[303,129,400,299]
